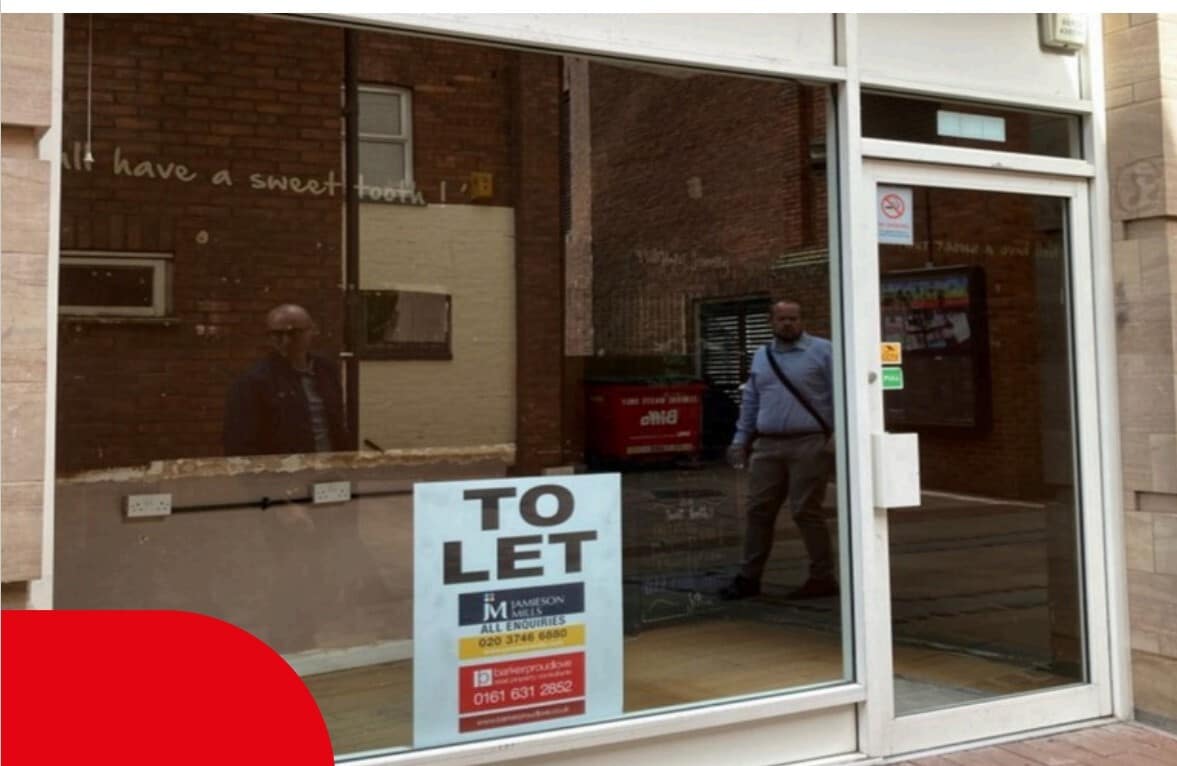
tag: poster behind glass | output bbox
[880,266,991,431]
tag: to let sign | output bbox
[413,474,623,746]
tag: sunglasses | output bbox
[268,327,312,338]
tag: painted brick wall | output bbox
[355,34,566,470]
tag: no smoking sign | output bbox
[880,193,905,218]
[877,185,913,245]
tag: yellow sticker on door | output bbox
[880,342,902,365]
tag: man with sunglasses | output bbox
[223,304,349,456]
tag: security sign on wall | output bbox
[413,474,623,746]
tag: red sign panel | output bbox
[586,383,705,460]
[458,652,585,716]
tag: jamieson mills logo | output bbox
[460,583,584,626]
[482,593,506,622]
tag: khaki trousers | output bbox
[738,433,834,583]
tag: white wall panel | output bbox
[312,14,836,77]
[858,14,1085,105]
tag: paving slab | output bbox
[895,722,1177,766]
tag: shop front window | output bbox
[54,14,845,757]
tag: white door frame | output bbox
[854,159,1114,756]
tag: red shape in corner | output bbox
[2,610,333,765]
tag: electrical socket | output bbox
[312,481,351,504]
[126,493,172,518]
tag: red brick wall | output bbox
[511,52,565,472]
[357,32,515,208]
[587,64,831,355]
[58,14,346,473]
[57,16,568,473]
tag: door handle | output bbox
[871,432,921,508]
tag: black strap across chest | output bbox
[762,343,832,438]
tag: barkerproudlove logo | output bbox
[459,583,584,626]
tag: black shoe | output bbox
[719,575,761,601]
[785,577,839,600]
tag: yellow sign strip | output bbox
[459,624,585,660]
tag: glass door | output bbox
[859,161,1112,755]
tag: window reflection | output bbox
[876,187,1084,715]
[223,304,348,457]
[54,14,844,756]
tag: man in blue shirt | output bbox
[720,299,837,600]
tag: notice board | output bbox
[880,266,991,431]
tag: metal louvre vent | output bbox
[699,297,771,405]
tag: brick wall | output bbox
[56,16,568,473]
[57,14,345,472]
[358,33,514,208]
[511,52,565,472]
[587,65,831,357]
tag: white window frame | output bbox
[358,84,414,190]
[855,161,1110,757]
[36,12,1118,766]
[58,250,173,318]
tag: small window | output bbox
[357,289,451,360]
[358,85,413,196]
[59,251,172,317]
[862,90,1082,159]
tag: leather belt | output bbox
[756,432,823,439]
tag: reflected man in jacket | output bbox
[223,304,349,456]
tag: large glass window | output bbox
[54,14,844,757]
